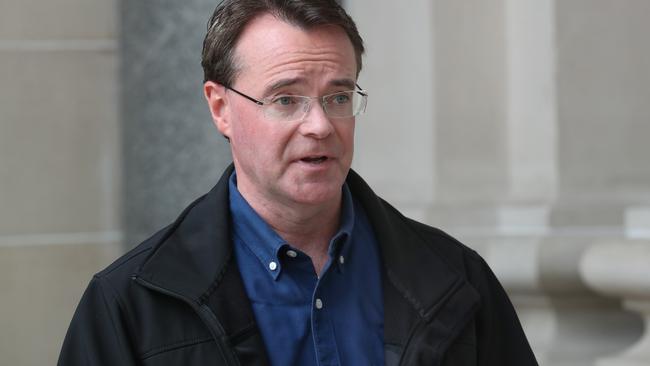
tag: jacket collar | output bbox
[345,169,479,321]
[136,165,479,356]
[136,164,235,303]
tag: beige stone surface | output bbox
[432,0,509,204]
[556,0,650,202]
[0,242,123,366]
[0,49,120,235]
[347,0,436,211]
[0,1,122,365]
[0,0,116,40]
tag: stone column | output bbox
[427,1,564,362]
[346,0,436,222]
[540,1,650,364]
[121,0,232,245]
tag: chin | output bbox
[289,183,343,206]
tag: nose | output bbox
[298,99,334,139]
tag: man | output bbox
[59,0,538,365]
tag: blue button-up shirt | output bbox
[229,173,384,366]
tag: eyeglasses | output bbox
[224,84,368,122]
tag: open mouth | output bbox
[300,156,328,164]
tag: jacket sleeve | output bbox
[58,276,138,366]
[471,256,538,365]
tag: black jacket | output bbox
[58,166,538,365]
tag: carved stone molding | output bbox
[581,241,650,366]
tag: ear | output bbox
[203,81,232,139]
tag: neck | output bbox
[237,185,342,275]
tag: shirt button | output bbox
[286,250,298,258]
[315,298,323,309]
[269,261,278,271]
[339,255,345,264]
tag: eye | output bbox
[332,93,351,104]
[271,95,296,106]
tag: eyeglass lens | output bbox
[264,91,366,121]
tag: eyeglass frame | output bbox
[223,83,368,121]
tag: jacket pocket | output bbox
[141,338,229,365]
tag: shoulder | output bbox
[346,169,489,278]
[390,206,515,312]
[95,187,212,286]
[81,224,172,310]
[377,195,487,273]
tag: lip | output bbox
[293,154,336,169]
[300,155,328,162]
[293,152,334,161]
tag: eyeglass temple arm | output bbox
[355,83,367,96]
[224,86,264,105]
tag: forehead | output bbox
[232,13,357,90]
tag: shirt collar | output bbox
[229,173,287,280]
[228,172,356,280]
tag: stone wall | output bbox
[0,1,122,365]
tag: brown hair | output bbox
[201,0,364,86]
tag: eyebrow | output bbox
[264,78,303,95]
[263,77,357,96]
[329,78,356,90]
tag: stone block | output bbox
[0,0,116,40]
[0,49,120,235]
[0,242,123,366]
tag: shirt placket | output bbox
[310,261,342,366]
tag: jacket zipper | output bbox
[132,275,240,366]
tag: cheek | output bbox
[231,118,291,161]
[339,122,356,152]
[230,109,264,150]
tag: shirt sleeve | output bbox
[58,276,138,366]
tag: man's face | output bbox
[209,14,358,209]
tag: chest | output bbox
[234,235,385,366]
